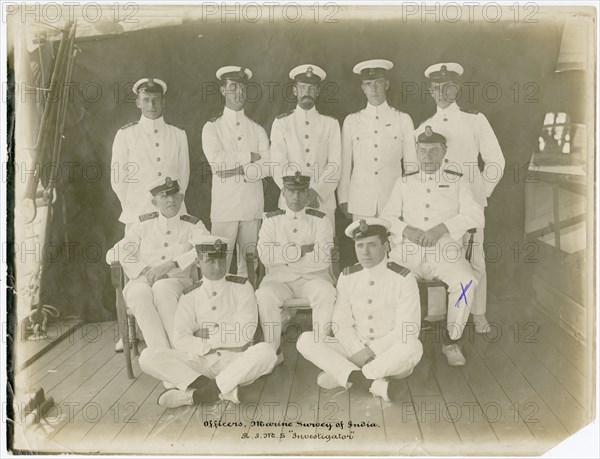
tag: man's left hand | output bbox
[348,346,376,368]
[146,261,175,284]
[420,223,448,247]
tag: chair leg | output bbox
[115,296,134,379]
[128,315,139,356]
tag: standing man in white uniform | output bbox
[338,59,417,221]
[270,64,341,232]
[255,173,336,363]
[111,78,190,228]
[202,66,270,282]
[139,236,277,408]
[298,218,422,402]
[415,63,505,333]
[106,176,210,350]
[381,127,484,366]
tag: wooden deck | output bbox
[11,294,592,455]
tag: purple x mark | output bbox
[454,280,473,308]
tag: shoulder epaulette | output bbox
[460,107,479,115]
[403,170,419,177]
[387,262,410,277]
[139,211,159,222]
[120,120,138,130]
[276,110,293,119]
[265,209,285,218]
[208,112,223,123]
[444,169,463,177]
[343,263,364,276]
[226,275,248,285]
[180,214,200,224]
[183,280,203,295]
[306,208,326,218]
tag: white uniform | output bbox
[202,107,271,276]
[339,101,416,219]
[138,275,277,397]
[106,209,209,348]
[111,116,190,225]
[381,169,485,340]
[270,107,341,230]
[415,103,505,315]
[298,258,423,387]
[256,207,336,350]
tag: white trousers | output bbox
[297,331,423,388]
[138,343,277,395]
[390,240,477,340]
[469,228,486,316]
[256,277,336,351]
[211,219,260,277]
[123,277,192,349]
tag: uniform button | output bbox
[237,136,242,141]
[292,228,297,233]
[444,158,449,163]
[164,242,168,247]
[243,179,247,183]
[211,306,216,310]
[155,143,159,147]
[374,171,378,175]
[424,217,429,222]
[212,292,217,297]
[375,116,379,120]
[374,158,378,162]
[305,134,309,139]
[369,328,374,333]
[374,130,378,134]
[161,255,166,260]
[166,230,171,235]
[156,157,161,162]
[426,188,430,193]
[217,351,221,356]
[158,172,162,176]
[369,337,375,341]
[394,136,397,139]
[214,324,219,328]
[425,204,430,209]
[369,281,374,286]
[368,315,373,320]
[306,162,311,167]
[154,129,158,134]
[374,144,378,148]
[236,122,240,126]
[367,299,372,304]
[356,137,360,140]
[305,121,310,125]
[305,148,310,153]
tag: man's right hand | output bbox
[339,202,352,221]
[403,225,425,244]
[250,152,261,163]
[193,328,211,339]
[300,243,315,257]
[216,166,245,178]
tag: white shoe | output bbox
[442,344,466,366]
[115,338,124,353]
[370,378,390,402]
[220,387,240,404]
[473,314,490,334]
[317,372,346,390]
[163,381,176,390]
[157,388,194,408]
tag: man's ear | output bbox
[292,85,298,98]
[135,94,142,109]
[384,79,390,91]
[220,85,226,97]
[151,197,157,207]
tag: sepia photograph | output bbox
[3,0,598,456]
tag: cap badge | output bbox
[306,66,313,77]
[214,239,222,251]
[359,219,369,234]
[425,126,433,137]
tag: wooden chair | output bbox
[110,263,200,379]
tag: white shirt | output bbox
[258,206,334,283]
[381,169,485,244]
[106,208,209,279]
[111,115,190,224]
[172,275,257,358]
[270,107,342,211]
[333,258,421,356]
[414,102,505,207]
[339,101,416,216]
[201,107,271,222]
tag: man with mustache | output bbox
[381,127,484,366]
[270,64,342,233]
[202,66,270,281]
[106,176,209,350]
[111,78,190,229]
[338,59,416,222]
[415,62,505,334]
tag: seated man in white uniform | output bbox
[381,127,484,366]
[106,175,210,350]
[139,236,277,407]
[297,218,422,402]
[256,172,336,363]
